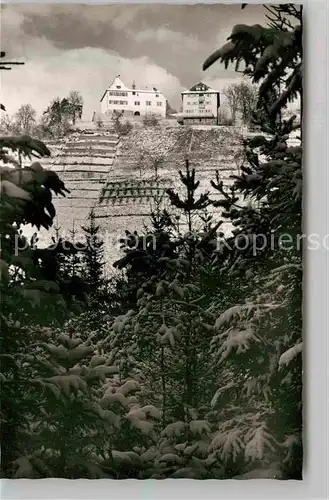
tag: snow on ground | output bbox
[19,123,300,270]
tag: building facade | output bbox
[100,76,167,118]
[181,82,220,125]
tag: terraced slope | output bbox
[43,131,120,232]
[26,124,304,269]
[93,126,244,263]
[23,126,245,267]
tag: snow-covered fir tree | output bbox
[1,3,303,480]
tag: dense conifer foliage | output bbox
[0,4,302,479]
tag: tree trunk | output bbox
[160,347,167,426]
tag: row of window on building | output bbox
[186,106,210,110]
[109,100,128,105]
[186,100,212,106]
[185,109,214,114]
[108,90,161,98]
[108,99,163,106]
[185,93,214,98]
[108,91,128,96]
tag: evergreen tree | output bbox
[113,207,177,299]
[0,133,71,475]
[0,85,86,475]
[42,91,83,136]
[104,161,228,479]
[202,3,303,479]
[81,210,106,297]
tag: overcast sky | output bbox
[1,3,267,119]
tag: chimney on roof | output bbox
[132,80,136,89]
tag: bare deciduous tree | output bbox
[14,104,36,134]
[223,85,240,123]
[67,90,83,125]
[224,82,258,125]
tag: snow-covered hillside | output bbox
[20,123,300,269]
[22,125,245,267]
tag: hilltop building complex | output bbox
[99,76,167,118]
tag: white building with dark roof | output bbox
[181,82,220,125]
[100,75,167,118]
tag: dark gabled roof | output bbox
[181,81,219,95]
[189,82,210,92]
